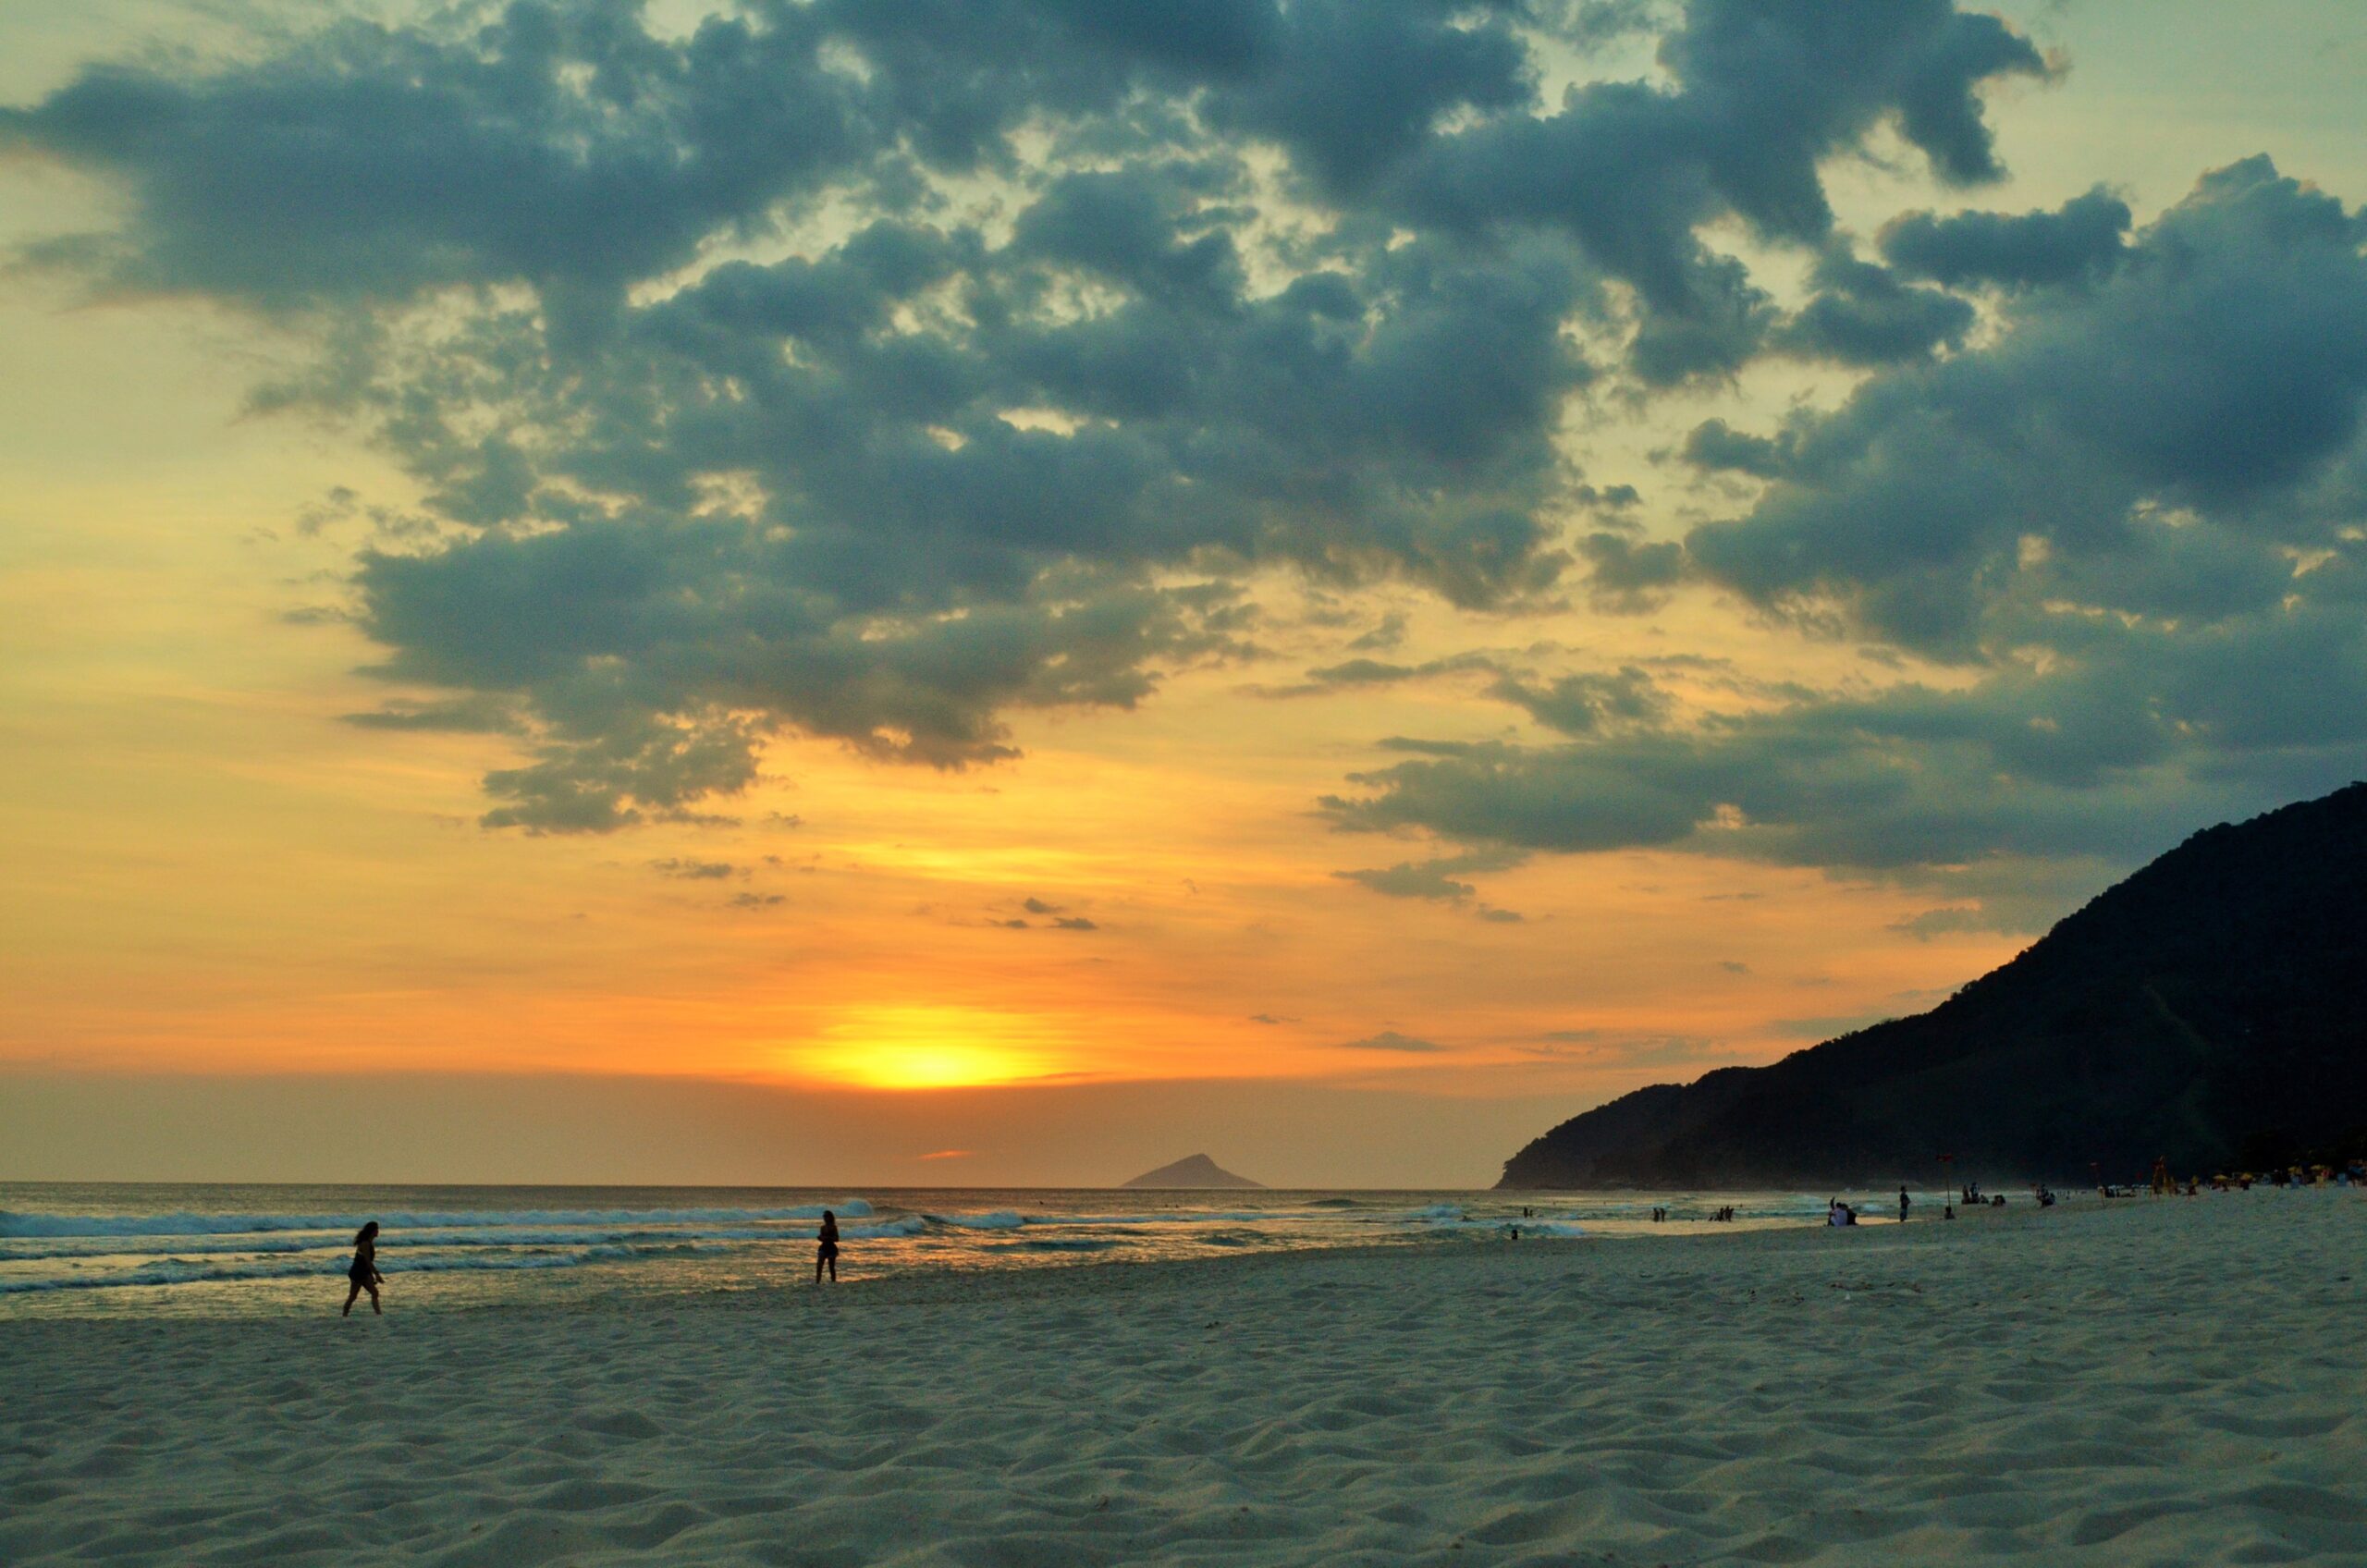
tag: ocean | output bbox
[0,1182,1873,1317]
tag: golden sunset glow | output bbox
[5,0,2364,1186]
[801,1007,1074,1091]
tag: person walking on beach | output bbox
[342,1221,384,1317]
[1898,1186,1911,1223]
[815,1209,840,1284]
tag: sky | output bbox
[3,0,2364,1188]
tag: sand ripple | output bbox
[1,1192,2361,1564]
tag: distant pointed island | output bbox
[1122,1153,1265,1189]
[1501,783,2367,1189]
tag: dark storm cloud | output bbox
[2,0,2054,828]
[1327,160,2367,913]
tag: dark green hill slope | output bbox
[1499,784,2367,1188]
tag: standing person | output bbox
[1898,1186,1911,1223]
[815,1209,840,1284]
[342,1221,384,1317]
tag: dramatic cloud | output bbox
[1688,158,2367,650]
[1772,244,1975,366]
[1400,0,2045,380]
[0,0,2054,831]
[1879,187,2133,290]
[1329,159,2367,918]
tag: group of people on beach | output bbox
[2112,1158,2365,1197]
[339,1209,847,1315]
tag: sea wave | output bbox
[0,1224,852,1264]
[840,1217,926,1239]
[924,1210,1024,1229]
[1429,1219,1588,1238]
[0,1242,727,1294]
[0,1201,873,1239]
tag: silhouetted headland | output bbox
[1500,783,2367,1188]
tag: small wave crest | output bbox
[0,1242,721,1295]
[0,1200,873,1240]
[923,1210,1024,1230]
[840,1217,925,1240]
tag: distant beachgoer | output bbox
[816,1209,840,1283]
[1898,1186,1910,1223]
[342,1221,383,1317]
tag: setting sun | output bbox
[802,1006,1071,1090]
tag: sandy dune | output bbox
[2,1192,2361,1565]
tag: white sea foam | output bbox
[1021,1211,1285,1227]
[0,1201,872,1239]
[0,1225,822,1264]
[0,1186,1822,1314]
[1433,1219,1588,1238]
[840,1217,926,1239]
[0,1242,727,1294]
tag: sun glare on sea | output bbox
[803,1004,1064,1089]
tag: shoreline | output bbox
[0,1188,2268,1324]
[6,1192,2360,1565]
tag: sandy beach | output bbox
[3,1193,2361,1566]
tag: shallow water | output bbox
[0,1181,1893,1317]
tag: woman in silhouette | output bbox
[342,1221,384,1317]
[815,1209,840,1284]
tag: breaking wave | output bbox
[0,1201,872,1240]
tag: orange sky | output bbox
[4,0,2363,1185]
